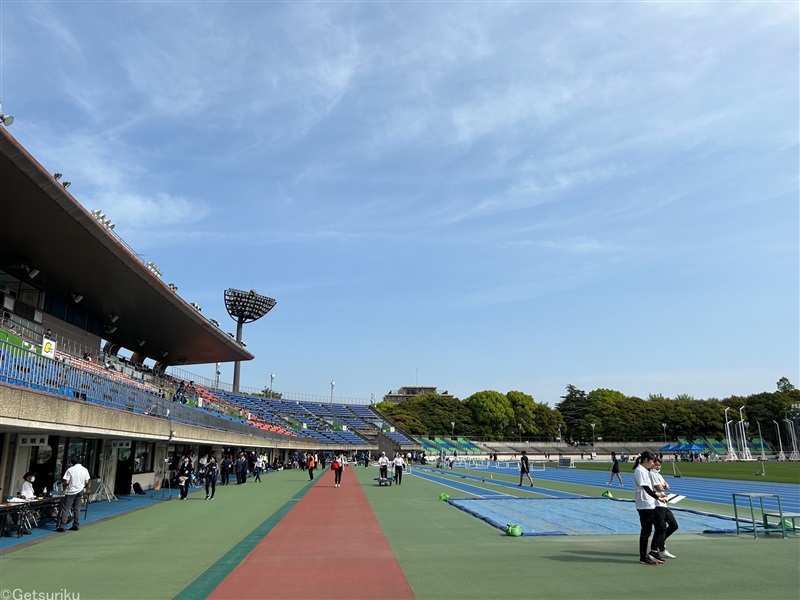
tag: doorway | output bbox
[113,445,134,496]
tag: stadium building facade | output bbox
[0,125,417,500]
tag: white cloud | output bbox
[23,126,205,231]
[512,237,627,256]
[98,191,207,230]
[450,78,592,145]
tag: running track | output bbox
[411,465,800,513]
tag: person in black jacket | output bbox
[176,455,193,500]
[220,454,232,485]
[204,453,218,500]
[235,453,248,484]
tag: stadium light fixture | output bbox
[137,339,145,347]
[72,294,83,304]
[109,314,119,323]
[104,325,117,334]
[54,173,62,181]
[161,351,169,358]
[224,288,277,392]
[23,265,40,279]
[90,209,116,232]
[0,102,13,126]
[167,283,178,291]
[145,262,163,277]
[62,181,71,189]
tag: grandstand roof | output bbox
[0,127,253,366]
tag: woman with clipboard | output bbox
[650,458,679,558]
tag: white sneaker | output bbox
[660,549,676,559]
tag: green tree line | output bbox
[375,377,799,445]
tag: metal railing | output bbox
[166,365,373,405]
[0,339,296,440]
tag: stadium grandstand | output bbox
[0,125,420,500]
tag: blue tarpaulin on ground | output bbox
[446,497,738,536]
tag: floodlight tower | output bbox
[224,288,276,392]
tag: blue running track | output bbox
[412,465,800,513]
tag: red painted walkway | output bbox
[208,467,415,599]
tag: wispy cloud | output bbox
[24,125,206,231]
[506,237,627,256]
[2,1,795,401]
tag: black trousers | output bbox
[638,507,666,557]
[379,466,388,479]
[395,465,403,485]
[653,506,678,550]
[205,478,216,498]
[334,467,343,485]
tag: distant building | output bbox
[383,386,454,403]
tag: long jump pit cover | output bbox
[447,497,737,536]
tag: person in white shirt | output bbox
[378,452,390,480]
[392,453,406,485]
[56,456,91,532]
[20,472,36,499]
[650,458,679,558]
[254,455,265,483]
[632,451,666,565]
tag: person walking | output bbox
[219,454,231,486]
[205,453,218,500]
[633,451,667,565]
[307,452,316,480]
[518,450,534,487]
[608,451,623,486]
[332,452,345,488]
[650,458,679,558]
[254,454,264,482]
[177,455,193,500]
[378,452,390,480]
[392,452,405,485]
[55,456,90,532]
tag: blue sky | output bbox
[1,2,797,405]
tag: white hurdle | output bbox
[558,456,576,468]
